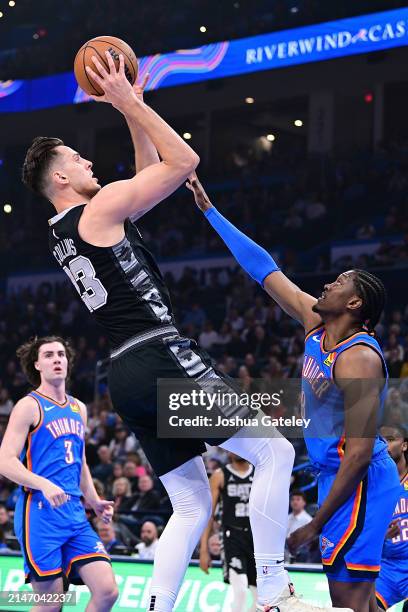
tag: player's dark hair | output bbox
[22,136,64,197]
[352,269,386,333]
[16,336,75,387]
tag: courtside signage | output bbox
[0,8,407,113]
[0,555,404,610]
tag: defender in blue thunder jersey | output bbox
[189,174,400,612]
[376,425,408,610]
[0,336,118,611]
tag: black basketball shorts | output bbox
[108,325,240,476]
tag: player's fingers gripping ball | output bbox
[74,35,138,96]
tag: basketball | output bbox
[74,36,138,96]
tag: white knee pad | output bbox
[160,455,212,524]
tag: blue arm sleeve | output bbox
[204,206,280,286]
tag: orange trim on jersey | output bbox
[32,390,69,407]
[24,492,62,577]
[337,434,346,460]
[376,591,388,610]
[401,470,408,485]
[65,552,111,576]
[320,330,369,354]
[322,481,363,566]
[29,395,43,434]
[346,563,380,571]
[24,408,44,491]
[305,325,324,342]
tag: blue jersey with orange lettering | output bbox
[302,326,388,472]
[382,471,408,560]
[21,390,85,497]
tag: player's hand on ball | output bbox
[41,481,68,508]
[186,173,213,213]
[199,548,212,574]
[287,521,319,554]
[93,499,115,523]
[86,51,136,113]
[385,519,400,540]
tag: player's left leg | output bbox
[77,561,119,612]
[149,455,212,612]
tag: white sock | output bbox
[220,432,295,604]
[229,568,249,612]
[249,585,257,612]
[148,456,212,611]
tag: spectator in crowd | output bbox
[130,475,161,512]
[0,389,13,417]
[0,525,13,553]
[0,504,13,540]
[91,445,114,482]
[112,477,134,514]
[285,491,313,562]
[199,321,220,350]
[96,519,124,554]
[208,533,222,561]
[108,425,136,462]
[134,521,159,561]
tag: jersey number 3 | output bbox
[63,256,108,312]
[64,440,74,464]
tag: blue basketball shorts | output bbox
[376,557,408,609]
[14,490,111,584]
[318,454,400,583]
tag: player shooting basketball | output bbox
[20,53,349,611]
[186,174,401,612]
[0,336,118,612]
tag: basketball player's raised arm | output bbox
[288,346,382,552]
[78,401,114,523]
[199,468,224,574]
[84,53,199,225]
[0,397,68,507]
[186,175,321,332]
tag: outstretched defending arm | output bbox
[187,175,321,331]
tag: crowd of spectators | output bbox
[0,0,405,80]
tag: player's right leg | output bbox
[30,577,64,612]
[149,454,212,612]
[220,432,352,612]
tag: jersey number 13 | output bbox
[63,256,108,312]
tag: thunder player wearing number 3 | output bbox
[186,175,401,612]
[0,337,118,612]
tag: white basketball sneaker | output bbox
[256,583,353,612]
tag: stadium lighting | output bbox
[33,33,39,39]
[4,204,12,214]
[266,134,276,142]
[183,132,192,140]
[245,97,255,104]
[0,12,3,18]
[200,26,207,33]
[291,6,299,13]
[294,119,303,127]
[9,0,16,6]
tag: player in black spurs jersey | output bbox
[200,454,257,612]
[21,53,300,611]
